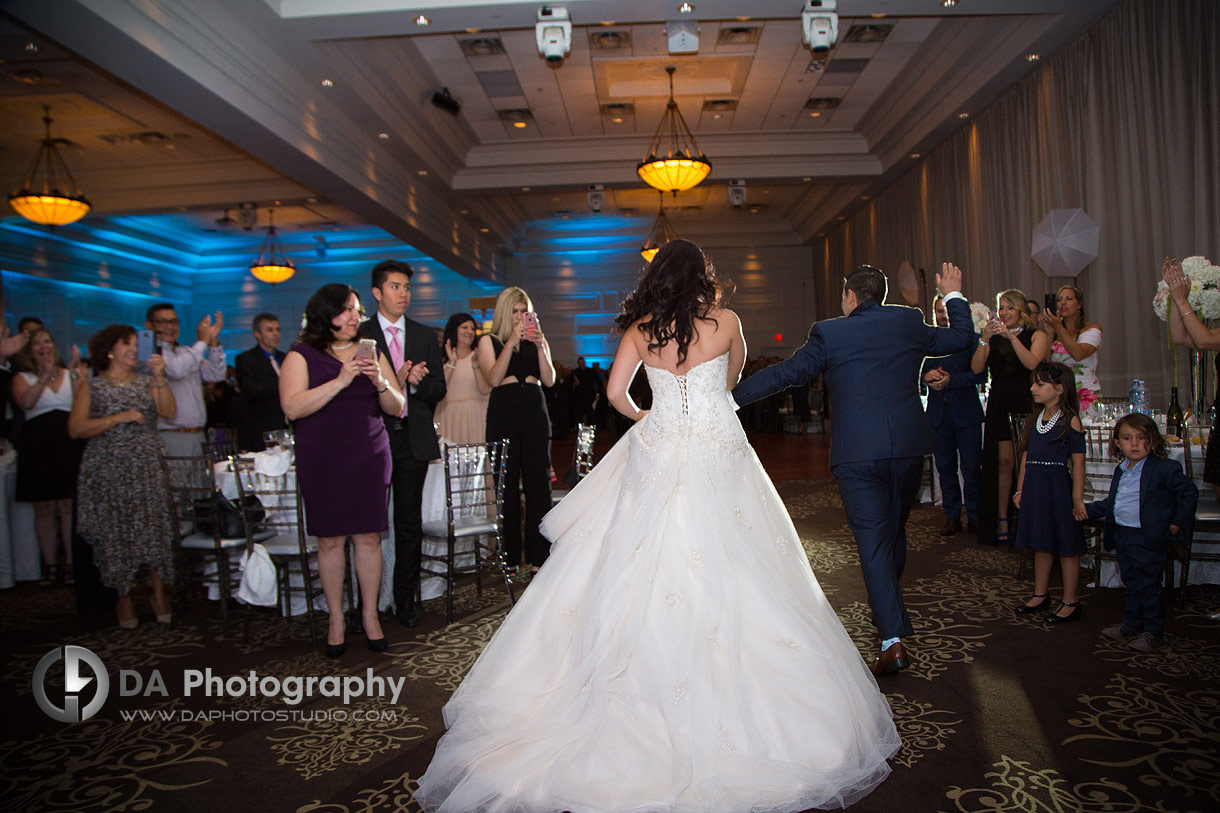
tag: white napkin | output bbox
[236,543,278,606]
[254,448,292,477]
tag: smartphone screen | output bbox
[353,338,377,361]
[1044,293,1057,315]
[137,329,156,361]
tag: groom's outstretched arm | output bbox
[732,325,827,407]
[925,296,975,356]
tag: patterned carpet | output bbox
[3,478,1219,813]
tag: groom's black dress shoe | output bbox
[397,602,422,628]
[869,642,910,676]
[939,519,962,536]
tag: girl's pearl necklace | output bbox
[1035,409,1061,434]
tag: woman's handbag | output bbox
[195,490,265,538]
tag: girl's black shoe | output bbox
[1015,593,1050,614]
[1046,601,1082,624]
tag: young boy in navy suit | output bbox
[1085,413,1198,651]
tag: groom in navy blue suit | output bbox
[733,263,975,675]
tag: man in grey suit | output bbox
[733,263,974,675]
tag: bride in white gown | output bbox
[416,240,900,813]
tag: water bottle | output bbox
[1137,381,1152,416]
[1127,379,1141,415]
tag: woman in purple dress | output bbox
[280,284,404,657]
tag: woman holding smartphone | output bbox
[971,288,1050,545]
[477,287,555,573]
[70,324,176,627]
[281,284,404,657]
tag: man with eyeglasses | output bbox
[145,303,226,456]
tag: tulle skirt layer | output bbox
[416,423,900,812]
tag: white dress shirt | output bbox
[157,340,226,430]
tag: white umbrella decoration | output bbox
[1031,208,1099,277]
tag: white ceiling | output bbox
[1,0,1122,281]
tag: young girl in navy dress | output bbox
[1085,414,1197,651]
[1012,361,1087,622]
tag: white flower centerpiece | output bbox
[1153,255,1220,321]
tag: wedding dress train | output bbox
[416,352,900,813]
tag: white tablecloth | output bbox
[0,452,42,589]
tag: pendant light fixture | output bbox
[637,66,711,196]
[641,192,677,262]
[249,208,295,284]
[8,105,91,227]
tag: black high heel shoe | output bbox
[1046,601,1083,624]
[324,640,346,658]
[364,621,388,652]
[1015,593,1050,614]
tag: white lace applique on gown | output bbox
[415,352,900,813]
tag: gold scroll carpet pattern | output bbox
[2,479,1218,812]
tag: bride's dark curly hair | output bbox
[613,239,732,365]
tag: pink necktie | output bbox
[386,326,404,371]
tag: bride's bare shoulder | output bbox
[702,308,740,329]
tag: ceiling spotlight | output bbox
[1026,53,1042,61]
[809,111,821,118]
[24,41,38,52]
[536,6,573,64]
[479,227,490,233]
[378,132,390,139]
[513,120,528,129]
[415,15,430,25]
[802,177,812,182]
[958,112,970,119]
[320,78,334,87]
[940,0,957,7]
[910,153,921,159]
[677,2,695,12]
[612,116,624,123]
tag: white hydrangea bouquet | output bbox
[970,302,991,333]
[1154,255,1220,321]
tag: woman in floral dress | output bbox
[1043,285,1103,420]
[69,324,177,628]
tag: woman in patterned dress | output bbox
[69,325,177,628]
[1043,285,1103,420]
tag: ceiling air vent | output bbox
[702,99,737,113]
[804,97,841,111]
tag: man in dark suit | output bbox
[234,312,287,451]
[733,263,974,675]
[922,295,984,536]
[358,260,445,627]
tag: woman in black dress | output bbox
[476,286,555,574]
[972,288,1050,544]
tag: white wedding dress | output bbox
[416,352,900,813]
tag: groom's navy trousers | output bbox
[833,456,922,639]
[733,294,975,643]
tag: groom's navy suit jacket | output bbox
[734,297,975,465]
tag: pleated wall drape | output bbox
[814,0,1218,405]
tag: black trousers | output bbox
[487,383,552,567]
[1113,525,1168,637]
[389,428,430,609]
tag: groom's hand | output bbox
[936,262,963,297]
